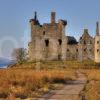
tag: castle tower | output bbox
[51,12,56,24]
[95,21,100,63]
[96,21,99,36]
[28,12,67,61]
[78,28,94,61]
[29,12,42,61]
[57,20,67,60]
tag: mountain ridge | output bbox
[0,57,15,68]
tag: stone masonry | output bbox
[28,12,100,63]
[95,22,100,63]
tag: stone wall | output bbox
[95,35,100,63]
[28,12,67,61]
[66,44,78,60]
[78,29,94,61]
[28,12,96,62]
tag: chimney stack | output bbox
[84,29,88,34]
[34,11,37,20]
[96,21,99,35]
[51,12,56,24]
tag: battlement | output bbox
[30,12,67,38]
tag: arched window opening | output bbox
[84,48,86,52]
[97,49,99,53]
[97,41,99,44]
[67,49,69,52]
[84,40,86,44]
[58,39,62,45]
[58,55,61,60]
[45,39,49,47]
[43,31,45,35]
[76,49,78,52]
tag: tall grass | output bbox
[0,69,74,99]
[81,69,100,100]
[10,60,100,69]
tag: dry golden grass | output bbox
[11,60,96,69]
[0,68,75,99]
[81,69,100,100]
[1,60,99,99]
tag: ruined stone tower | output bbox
[95,21,100,63]
[28,12,67,61]
[78,29,94,61]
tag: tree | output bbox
[12,48,27,63]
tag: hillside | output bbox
[0,61,100,99]
[9,60,98,69]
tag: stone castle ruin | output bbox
[95,22,100,63]
[28,12,100,63]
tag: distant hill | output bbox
[0,57,15,68]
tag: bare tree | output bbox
[12,48,27,63]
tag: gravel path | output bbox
[31,70,87,100]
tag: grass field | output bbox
[81,69,100,100]
[11,60,99,69]
[0,68,75,99]
[0,60,100,99]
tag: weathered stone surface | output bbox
[94,22,100,63]
[95,35,100,63]
[78,29,94,61]
[29,12,67,61]
[28,12,100,62]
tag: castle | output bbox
[95,22,100,63]
[28,12,100,63]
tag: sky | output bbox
[0,0,100,58]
